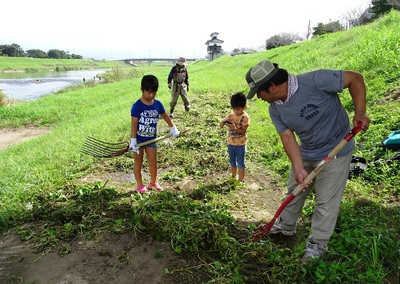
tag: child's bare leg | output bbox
[146,147,158,184]
[238,168,245,182]
[133,150,144,187]
[231,167,237,179]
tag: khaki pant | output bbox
[278,152,352,248]
[170,82,190,112]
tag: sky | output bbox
[2,0,371,60]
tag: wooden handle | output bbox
[136,127,190,148]
[292,124,362,196]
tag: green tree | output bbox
[26,49,48,58]
[0,43,25,57]
[70,53,83,59]
[312,21,344,37]
[370,0,400,19]
[265,33,303,50]
[47,49,68,59]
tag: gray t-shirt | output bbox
[269,69,354,160]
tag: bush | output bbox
[101,67,144,83]
[0,91,7,106]
[265,33,303,50]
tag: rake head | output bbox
[249,220,275,242]
[249,194,296,242]
[80,136,129,158]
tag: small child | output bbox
[219,92,250,182]
[130,75,180,193]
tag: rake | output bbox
[250,123,363,242]
[80,128,190,158]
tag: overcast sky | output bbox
[2,0,371,60]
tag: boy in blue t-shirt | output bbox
[130,75,180,193]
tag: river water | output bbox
[0,69,109,101]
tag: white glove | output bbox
[129,138,139,154]
[170,126,180,138]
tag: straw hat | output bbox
[176,57,187,66]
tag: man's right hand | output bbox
[168,83,172,89]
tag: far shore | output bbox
[0,70,26,73]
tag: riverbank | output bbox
[0,56,124,73]
[0,69,26,73]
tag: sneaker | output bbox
[169,113,174,118]
[148,182,164,191]
[300,242,327,264]
[136,185,148,194]
[268,221,296,236]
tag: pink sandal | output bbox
[148,182,163,191]
[136,185,148,194]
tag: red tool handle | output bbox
[250,122,363,242]
[292,122,362,196]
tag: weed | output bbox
[0,91,6,106]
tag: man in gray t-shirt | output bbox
[245,60,370,264]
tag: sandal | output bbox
[148,182,163,191]
[136,185,148,193]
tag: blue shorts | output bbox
[137,138,157,149]
[227,144,246,169]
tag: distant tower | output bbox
[205,32,224,61]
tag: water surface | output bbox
[0,69,108,101]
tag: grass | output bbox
[0,56,124,72]
[0,10,399,283]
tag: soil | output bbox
[0,126,52,150]
[0,127,285,284]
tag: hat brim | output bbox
[247,88,257,99]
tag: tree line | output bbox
[0,43,83,59]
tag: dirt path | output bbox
[0,126,52,150]
[0,127,285,284]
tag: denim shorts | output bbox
[227,144,246,169]
[137,139,157,149]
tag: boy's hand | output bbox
[222,120,236,129]
[129,138,139,154]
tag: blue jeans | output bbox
[228,145,246,169]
